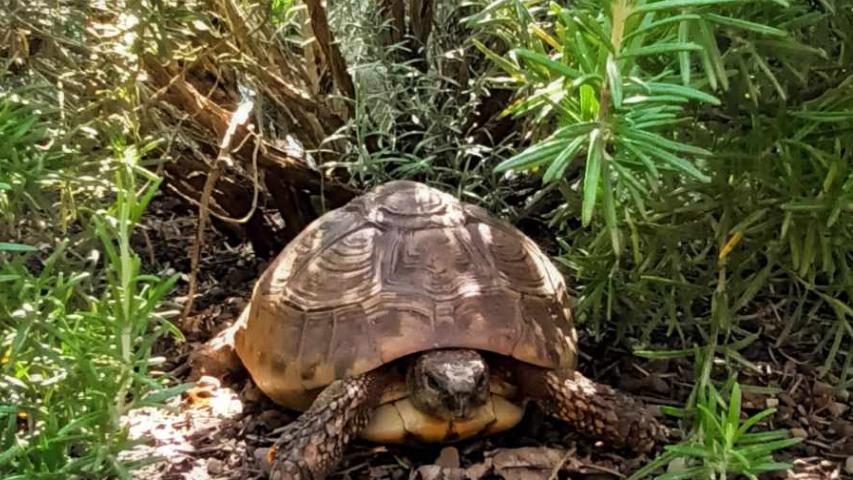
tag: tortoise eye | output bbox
[426,375,442,391]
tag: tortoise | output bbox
[233,180,667,480]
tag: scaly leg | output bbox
[520,366,669,454]
[268,370,388,480]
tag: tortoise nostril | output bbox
[453,395,470,419]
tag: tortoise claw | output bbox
[270,458,313,480]
[267,432,323,480]
[266,370,387,480]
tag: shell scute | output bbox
[284,226,381,310]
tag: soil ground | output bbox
[122,193,852,480]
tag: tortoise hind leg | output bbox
[519,366,669,454]
[268,370,388,480]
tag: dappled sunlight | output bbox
[120,377,244,479]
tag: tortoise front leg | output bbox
[268,370,388,480]
[519,366,669,454]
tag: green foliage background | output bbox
[0,6,183,478]
[464,0,853,385]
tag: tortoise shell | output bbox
[235,180,577,412]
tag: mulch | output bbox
[123,193,852,480]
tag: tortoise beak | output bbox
[452,395,470,419]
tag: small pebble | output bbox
[435,446,460,469]
[765,397,779,408]
[812,381,833,397]
[845,456,853,475]
[778,393,796,407]
[207,457,224,475]
[790,427,808,439]
[828,401,849,417]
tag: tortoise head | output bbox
[406,349,490,420]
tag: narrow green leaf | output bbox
[619,137,660,176]
[779,11,824,29]
[799,223,816,277]
[543,136,585,183]
[634,347,696,358]
[628,140,711,182]
[612,159,648,193]
[495,140,566,172]
[0,242,37,252]
[698,19,728,90]
[750,462,795,473]
[581,129,604,226]
[780,199,829,211]
[571,10,615,52]
[665,444,710,458]
[739,438,803,457]
[734,264,772,311]
[56,412,102,436]
[738,430,791,445]
[754,39,827,58]
[462,0,512,26]
[704,13,787,36]
[729,449,751,469]
[633,117,687,129]
[573,31,596,73]
[660,405,690,417]
[697,403,725,437]
[790,111,853,122]
[569,73,605,90]
[9,116,37,142]
[647,82,720,104]
[819,231,834,275]
[623,94,689,104]
[620,42,702,58]
[727,383,742,435]
[579,84,599,120]
[552,121,599,138]
[622,128,712,156]
[512,48,582,79]
[602,164,621,254]
[699,34,719,90]
[633,0,743,13]
[752,50,787,101]
[504,85,555,117]
[606,54,623,108]
[623,13,701,42]
[0,445,26,470]
[678,20,692,85]
[471,39,522,78]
